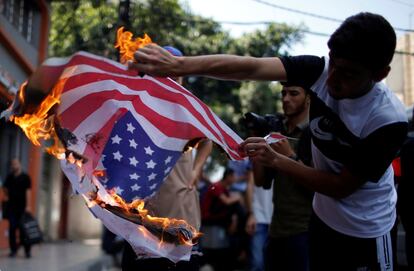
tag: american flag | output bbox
[37,51,244,200]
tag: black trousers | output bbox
[265,233,310,271]
[8,212,31,255]
[309,213,393,271]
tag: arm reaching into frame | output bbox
[129,44,287,82]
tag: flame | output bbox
[96,190,201,246]
[93,170,106,177]
[115,27,153,64]
[11,79,67,159]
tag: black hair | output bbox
[222,167,234,179]
[280,82,309,95]
[327,12,396,71]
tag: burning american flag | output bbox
[1,29,245,261]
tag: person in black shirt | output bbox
[398,110,414,269]
[3,158,32,258]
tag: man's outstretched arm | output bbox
[130,44,287,81]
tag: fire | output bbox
[115,26,153,64]
[11,79,66,159]
[95,190,201,246]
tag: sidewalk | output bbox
[0,240,120,271]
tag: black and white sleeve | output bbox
[280,55,325,90]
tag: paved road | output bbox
[0,233,408,271]
[0,240,119,271]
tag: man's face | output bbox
[326,53,375,99]
[281,86,309,117]
[225,173,236,185]
[10,159,21,174]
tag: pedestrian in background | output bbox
[245,164,273,271]
[253,84,313,271]
[397,108,414,269]
[3,158,32,258]
[200,167,243,271]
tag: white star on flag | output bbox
[114,186,124,195]
[164,156,172,164]
[144,146,154,156]
[129,173,140,180]
[126,123,136,133]
[131,184,141,191]
[146,160,156,169]
[149,183,157,190]
[129,156,139,167]
[113,151,123,161]
[164,167,172,175]
[148,173,157,181]
[129,139,137,149]
[111,134,122,144]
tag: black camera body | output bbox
[243,112,285,137]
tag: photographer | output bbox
[250,83,312,271]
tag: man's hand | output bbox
[245,214,257,235]
[269,137,295,158]
[188,170,199,190]
[228,214,238,235]
[240,137,281,168]
[129,44,180,77]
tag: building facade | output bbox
[0,0,103,250]
[388,33,414,108]
[0,0,52,249]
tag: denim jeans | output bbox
[250,223,269,271]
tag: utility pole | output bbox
[118,0,131,30]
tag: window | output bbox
[1,0,37,44]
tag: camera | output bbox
[242,112,285,137]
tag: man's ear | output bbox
[373,66,391,82]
